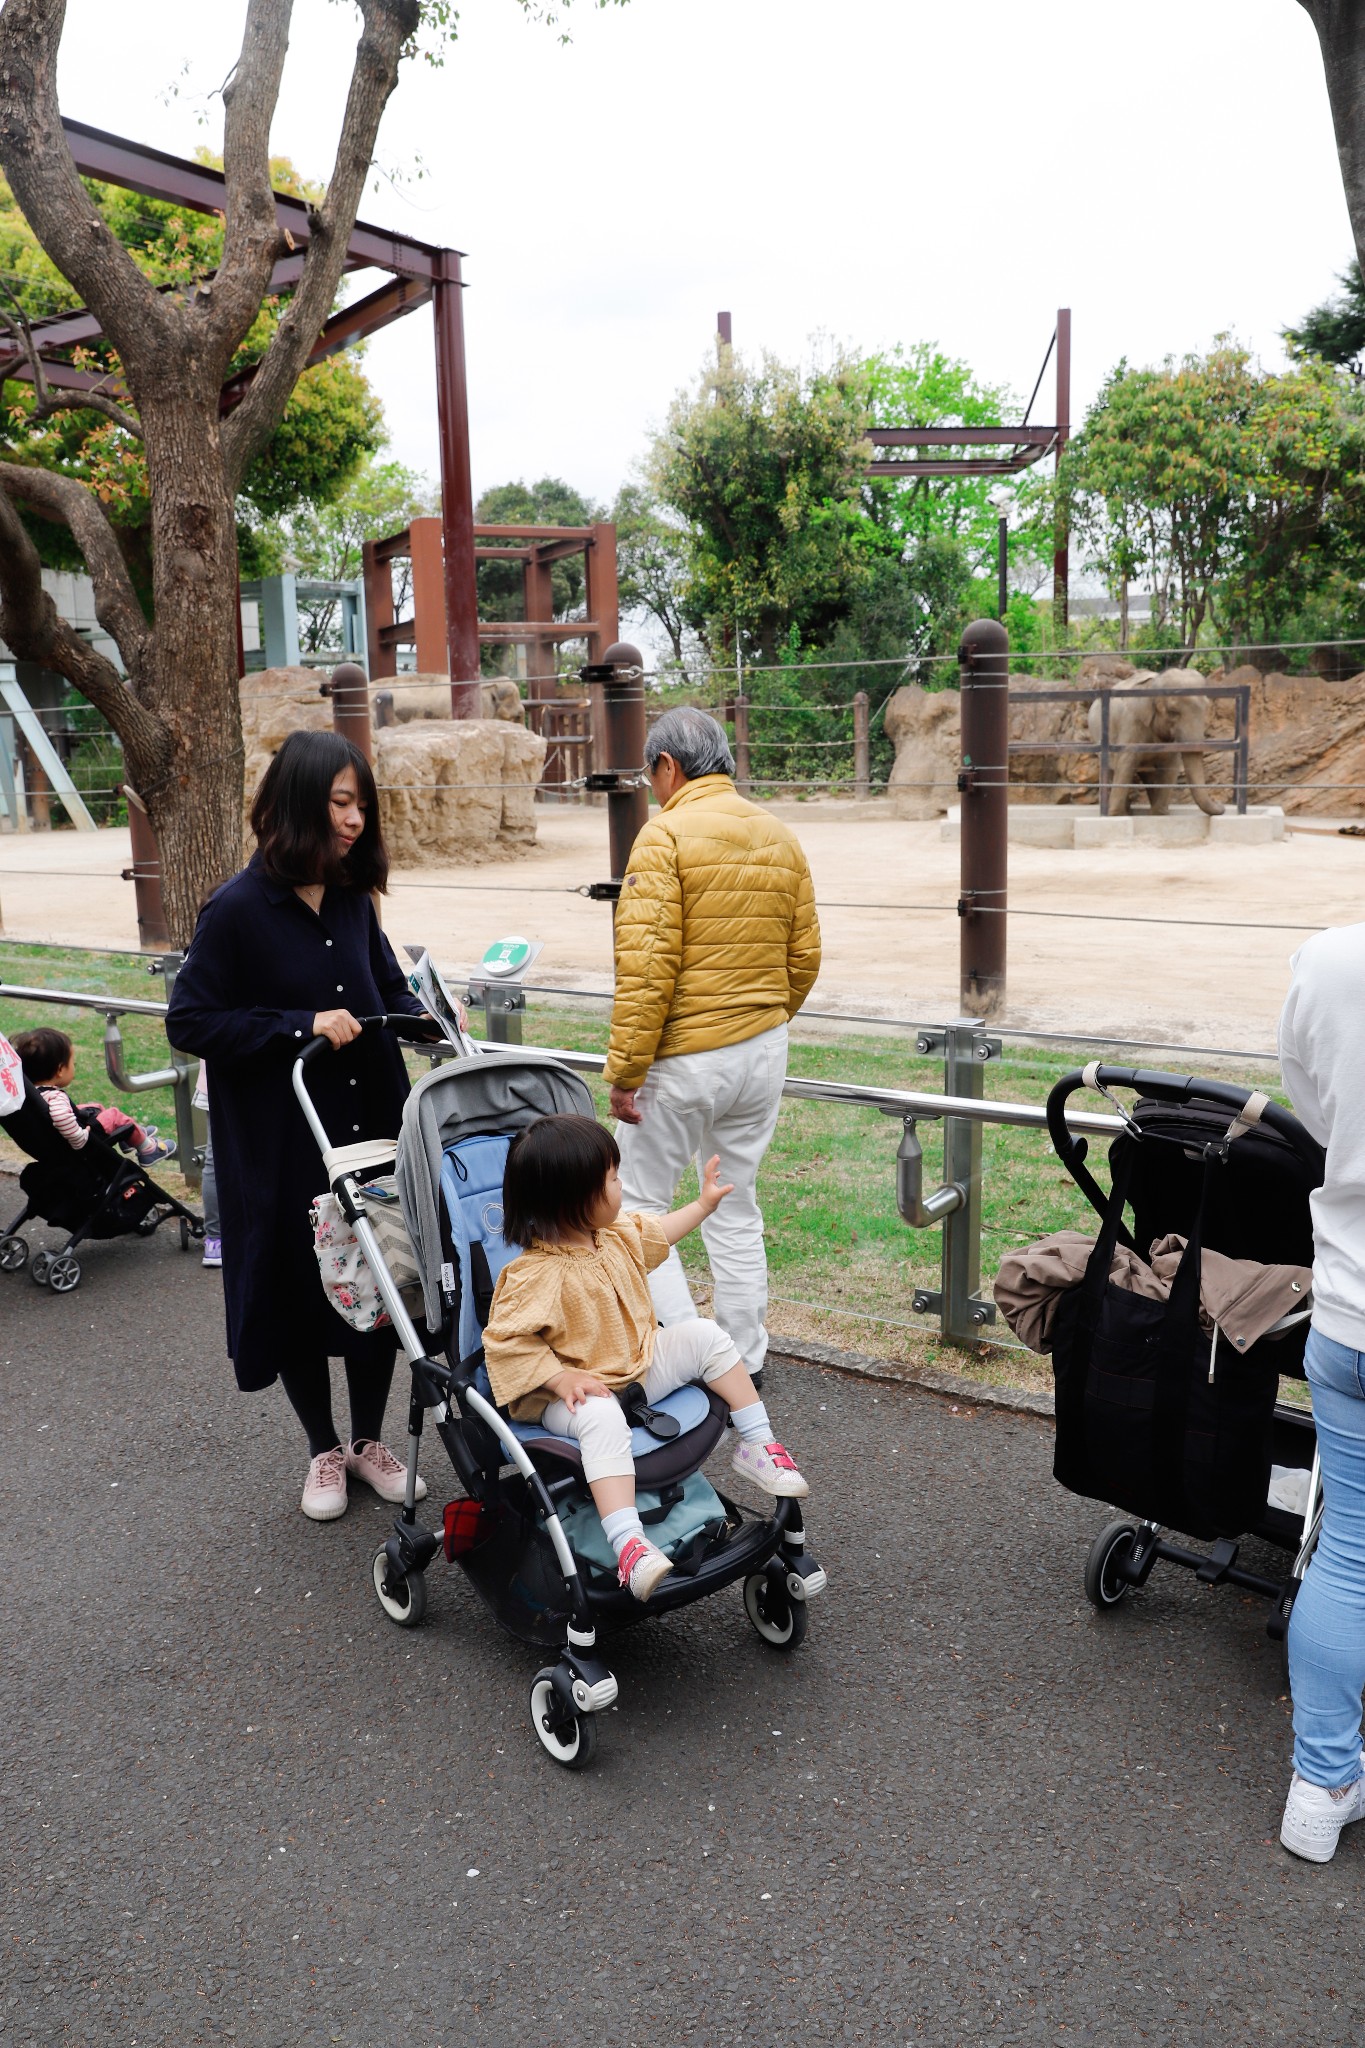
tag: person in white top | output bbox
[1277,922,1365,1861]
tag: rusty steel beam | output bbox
[62,117,454,282]
[218,273,432,409]
[478,620,602,642]
[432,262,479,714]
[474,523,597,541]
[867,426,1059,447]
[867,453,1049,479]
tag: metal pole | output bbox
[1236,684,1249,816]
[734,692,751,794]
[997,515,1008,624]
[432,256,481,718]
[319,661,373,765]
[1099,692,1111,818]
[853,691,869,799]
[1052,306,1071,630]
[907,1020,999,1347]
[957,618,1008,1019]
[601,641,649,882]
[122,786,171,950]
[155,949,202,1187]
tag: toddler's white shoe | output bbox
[730,1438,809,1498]
[617,1534,673,1602]
[1280,1769,1365,1862]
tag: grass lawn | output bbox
[1,938,1297,1402]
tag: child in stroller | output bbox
[0,1027,201,1293]
[13,1026,173,1165]
[484,1113,809,1602]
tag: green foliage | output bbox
[248,455,439,654]
[1285,260,1365,376]
[613,481,694,671]
[474,476,603,631]
[649,345,873,664]
[1061,341,1365,647]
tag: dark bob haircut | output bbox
[12,1026,73,1083]
[502,1114,620,1249]
[250,729,389,893]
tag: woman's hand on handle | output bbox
[311,1008,363,1050]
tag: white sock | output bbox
[730,1400,772,1445]
[601,1506,645,1559]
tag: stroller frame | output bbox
[1045,1063,1323,1664]
[293,1018,826,1769]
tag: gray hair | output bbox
[644,705,736,781]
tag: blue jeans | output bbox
[1289,1326,1365,1787]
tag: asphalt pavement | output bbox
[2,1207,1359,2048]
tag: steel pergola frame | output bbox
[0,117,481,697]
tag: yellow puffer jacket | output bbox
[604,775,822,1089]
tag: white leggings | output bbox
[538,1319,742,1482]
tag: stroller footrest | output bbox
[1195,1538,1240,1585]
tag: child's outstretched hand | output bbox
[698,1154,735,1215]
[547,1366,613,1412]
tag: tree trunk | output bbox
[1300,2,1365,273]
[130,393,245,939]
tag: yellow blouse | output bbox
[482,1210,672,1421]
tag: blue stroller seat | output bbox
[439,1133,728,1483]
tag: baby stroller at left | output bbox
[295,1016,827,1771]
[0,1062,202,1293]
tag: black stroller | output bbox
[0,1069,203,1292]
[1041,1065,1324,1662]
[294,1020,827,1771]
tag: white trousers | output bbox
[538,1319,742,1482]
[615,1023,788,1371]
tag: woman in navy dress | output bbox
[168,730,432,1521]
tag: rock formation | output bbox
[239,667,546,863]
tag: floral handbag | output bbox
[311,1176,423,1332]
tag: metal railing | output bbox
[1,972,1131,1343]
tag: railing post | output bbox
[734,692,751,794]
[958,619,1008,1019]
[909,1019,999,1346]
[581,641,649,893]
[852,690,869,799]
[145,949,203,1188]
[319,660,373,764]
[1236,683,1249,816]
[121,787,171,951]
[1098,691,1111,817]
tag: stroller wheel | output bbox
[0,1234,28,1273]
[529,1670,600,1771]
[743,1569,809,1651]
[47,1253,81,1294]
[29,1250,53,1288]
[1084,1520,1139,1609]
[370,1545,427,1627]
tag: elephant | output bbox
[1086,669,1225,816]
[372,674,525,727]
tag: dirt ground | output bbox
[3,797,1361,1049]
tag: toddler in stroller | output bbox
[0,1027,201,1293]
[13,1026,173,1165]
[484,1113,809,1602]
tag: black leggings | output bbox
[279,1349,397,1459]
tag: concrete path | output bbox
[2,1211,1354,2047]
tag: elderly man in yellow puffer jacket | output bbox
[604,706,821,1373]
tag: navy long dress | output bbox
[166,856,424,1392]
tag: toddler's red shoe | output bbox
[731,1439,809,1498]
[617,1534,673,1602]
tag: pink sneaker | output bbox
[730,1439,809,1498]
[345,1438,427,1505]
[617,1534,673,1602]
[301,1446,348,1521]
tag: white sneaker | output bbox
[1280,1767,1365,1862]
[730,1438,809,1498]
[616,1534,673,1602]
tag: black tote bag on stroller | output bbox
[1050,1146,1281,1543]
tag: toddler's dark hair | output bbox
[12,1026,73,1084]
[502,1113,620,1249]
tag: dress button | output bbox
[350,1078,357,1086]
[336,984,344,992]
[353,1124,360,1133]
[325,940,333,948]
[294,1030,302,1038]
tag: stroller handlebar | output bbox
[1046,1064,1323,1179]
[297,1012,442,1069]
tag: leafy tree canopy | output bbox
[246,454,439,651]
[1285,259,1365,376]
[1061,340,1365,646]
[474,474,603,622]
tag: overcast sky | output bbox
[55,0,1355,513]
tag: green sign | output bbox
[481,936,534,978]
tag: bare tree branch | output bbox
[0,460,150,672]
[0,478,165,770]
[0,0,171,367]
[221,0,420,492]
[0,291,143,438]
[208,0,297,366]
